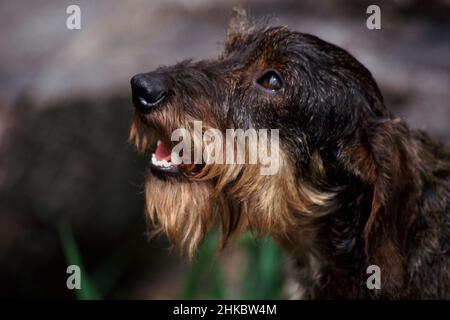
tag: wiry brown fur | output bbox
[130,8,450,299]
[131,118,335,258]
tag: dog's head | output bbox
[130,9,410,289]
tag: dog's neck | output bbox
[279,178,374,299]
[282,122,449,299]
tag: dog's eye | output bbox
[256,70,283,92]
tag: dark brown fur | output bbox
[130,8,450,299]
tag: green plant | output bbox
[182,232,284,299]
[58,221,103,300]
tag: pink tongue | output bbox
[155,142,172,161]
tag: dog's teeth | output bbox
[151,152,175,169]
[157,140,161,146]
[151,155,157,165]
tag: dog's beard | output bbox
[144,155,335,258]
[131,113,335,258]
[145,176,222,258]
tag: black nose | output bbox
[131,73,167,112]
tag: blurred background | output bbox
[0,0,449,299]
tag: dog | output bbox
[129,9,450,299]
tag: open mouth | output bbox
[150,140,180,175]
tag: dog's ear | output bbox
[344,119,419,296]
[224,6,251,53]
[228,6,250,36]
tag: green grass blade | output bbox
[58,221,103,300]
